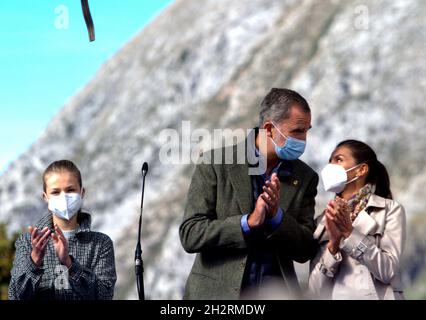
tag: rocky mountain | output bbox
[1,0,426,299]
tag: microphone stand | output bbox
[135,162,148,300]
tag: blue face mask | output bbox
[270,122,306,160]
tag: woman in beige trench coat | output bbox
[309,140,406,300]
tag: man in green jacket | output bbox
[179,88,318,299]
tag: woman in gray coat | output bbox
[309,140,405,300]
[9,160,116,300]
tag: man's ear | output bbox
[42,192,48,203]
[263,122,274,138]
[81,187,86,199]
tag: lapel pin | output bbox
[293,179,299,186]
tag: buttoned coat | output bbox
[309,194,406,300]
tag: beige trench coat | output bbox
[309,194,406,300]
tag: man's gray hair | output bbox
[259,88,310,127]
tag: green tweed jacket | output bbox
[179,131,318,300]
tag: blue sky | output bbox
[0,0,173,173]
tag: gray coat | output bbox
[9,211,117,300]
[179,135,318,299]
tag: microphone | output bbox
[142,162,148,176]
[135,162,148,300]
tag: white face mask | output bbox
[48,192,83,221]
[321,163,363,193]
